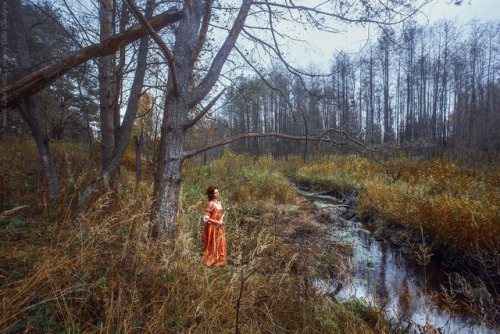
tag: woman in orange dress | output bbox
[203,186,227,267]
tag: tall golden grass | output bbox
[1,141,396,333]
[286,154,500,326]
[288,155,500,253]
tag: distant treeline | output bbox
[214,20,500,161]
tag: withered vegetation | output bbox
[1,139,400,333]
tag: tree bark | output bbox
[18,98,60,203]
[115,2,130,144]
[149,1,203,238]
[99,0,117,167]
[150,97,187,238]
[134,133,143,183]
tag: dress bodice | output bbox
[205,201,223,222]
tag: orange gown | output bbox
[203,201,227,267]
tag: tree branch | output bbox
[188,0,253,108]
[1,8,183,108]
[182,128,373,161]
[184,88,225,130]
[253,1,417,25]
[124,0,180,97]
[191,0,214,67]
[26,0,84,49]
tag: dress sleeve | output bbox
[204,202,213,223]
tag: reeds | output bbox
[288,155,499,253]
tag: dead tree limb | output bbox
[124,0,180,96]
[184,89,226,130]
[182,129,374,161]
[1,9,183,108]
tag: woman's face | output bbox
[214,189,220,200]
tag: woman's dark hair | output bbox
[206,186,219,201]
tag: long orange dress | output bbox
[203,201,227,267]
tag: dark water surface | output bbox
[299,189,497,334]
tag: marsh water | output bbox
[299,189,497,334]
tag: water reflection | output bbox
[300,189,496,333]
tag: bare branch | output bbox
[124,0,180,97]
[188,0,253,108]
[2,8,183,108]
[26,0,83,49]
[184,88,225,130]
[191,0,214,66]
[182,128,373,161]
[254,1,419,25]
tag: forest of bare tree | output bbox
[3,1,498,179]
[216,20,500,162]
[1,0,499,332]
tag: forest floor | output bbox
[0,141,399,333]
[0,139,498,333]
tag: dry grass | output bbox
[285,154,500,327]
[287,155,500,253]
[0,141,394,333]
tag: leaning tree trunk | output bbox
[18,98,60,203]
[9,0,59,203]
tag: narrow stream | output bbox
[299,189,497,334]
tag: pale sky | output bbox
[278,0,500,70]
[419,0,500,23]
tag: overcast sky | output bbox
[279,0,500,70]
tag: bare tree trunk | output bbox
[99,0,117,168]
[18,98,60,203]
[149,2,201,238]
[148,0,252,239]
[79,0,154,207]
[9,0,59,203]
[0,110,5,141]
[369,48,374,143]
[301,108,308,164]
[115,2,129,149]
[101,0,152,178]
[150,97,187,238]
[381,34,392,143]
